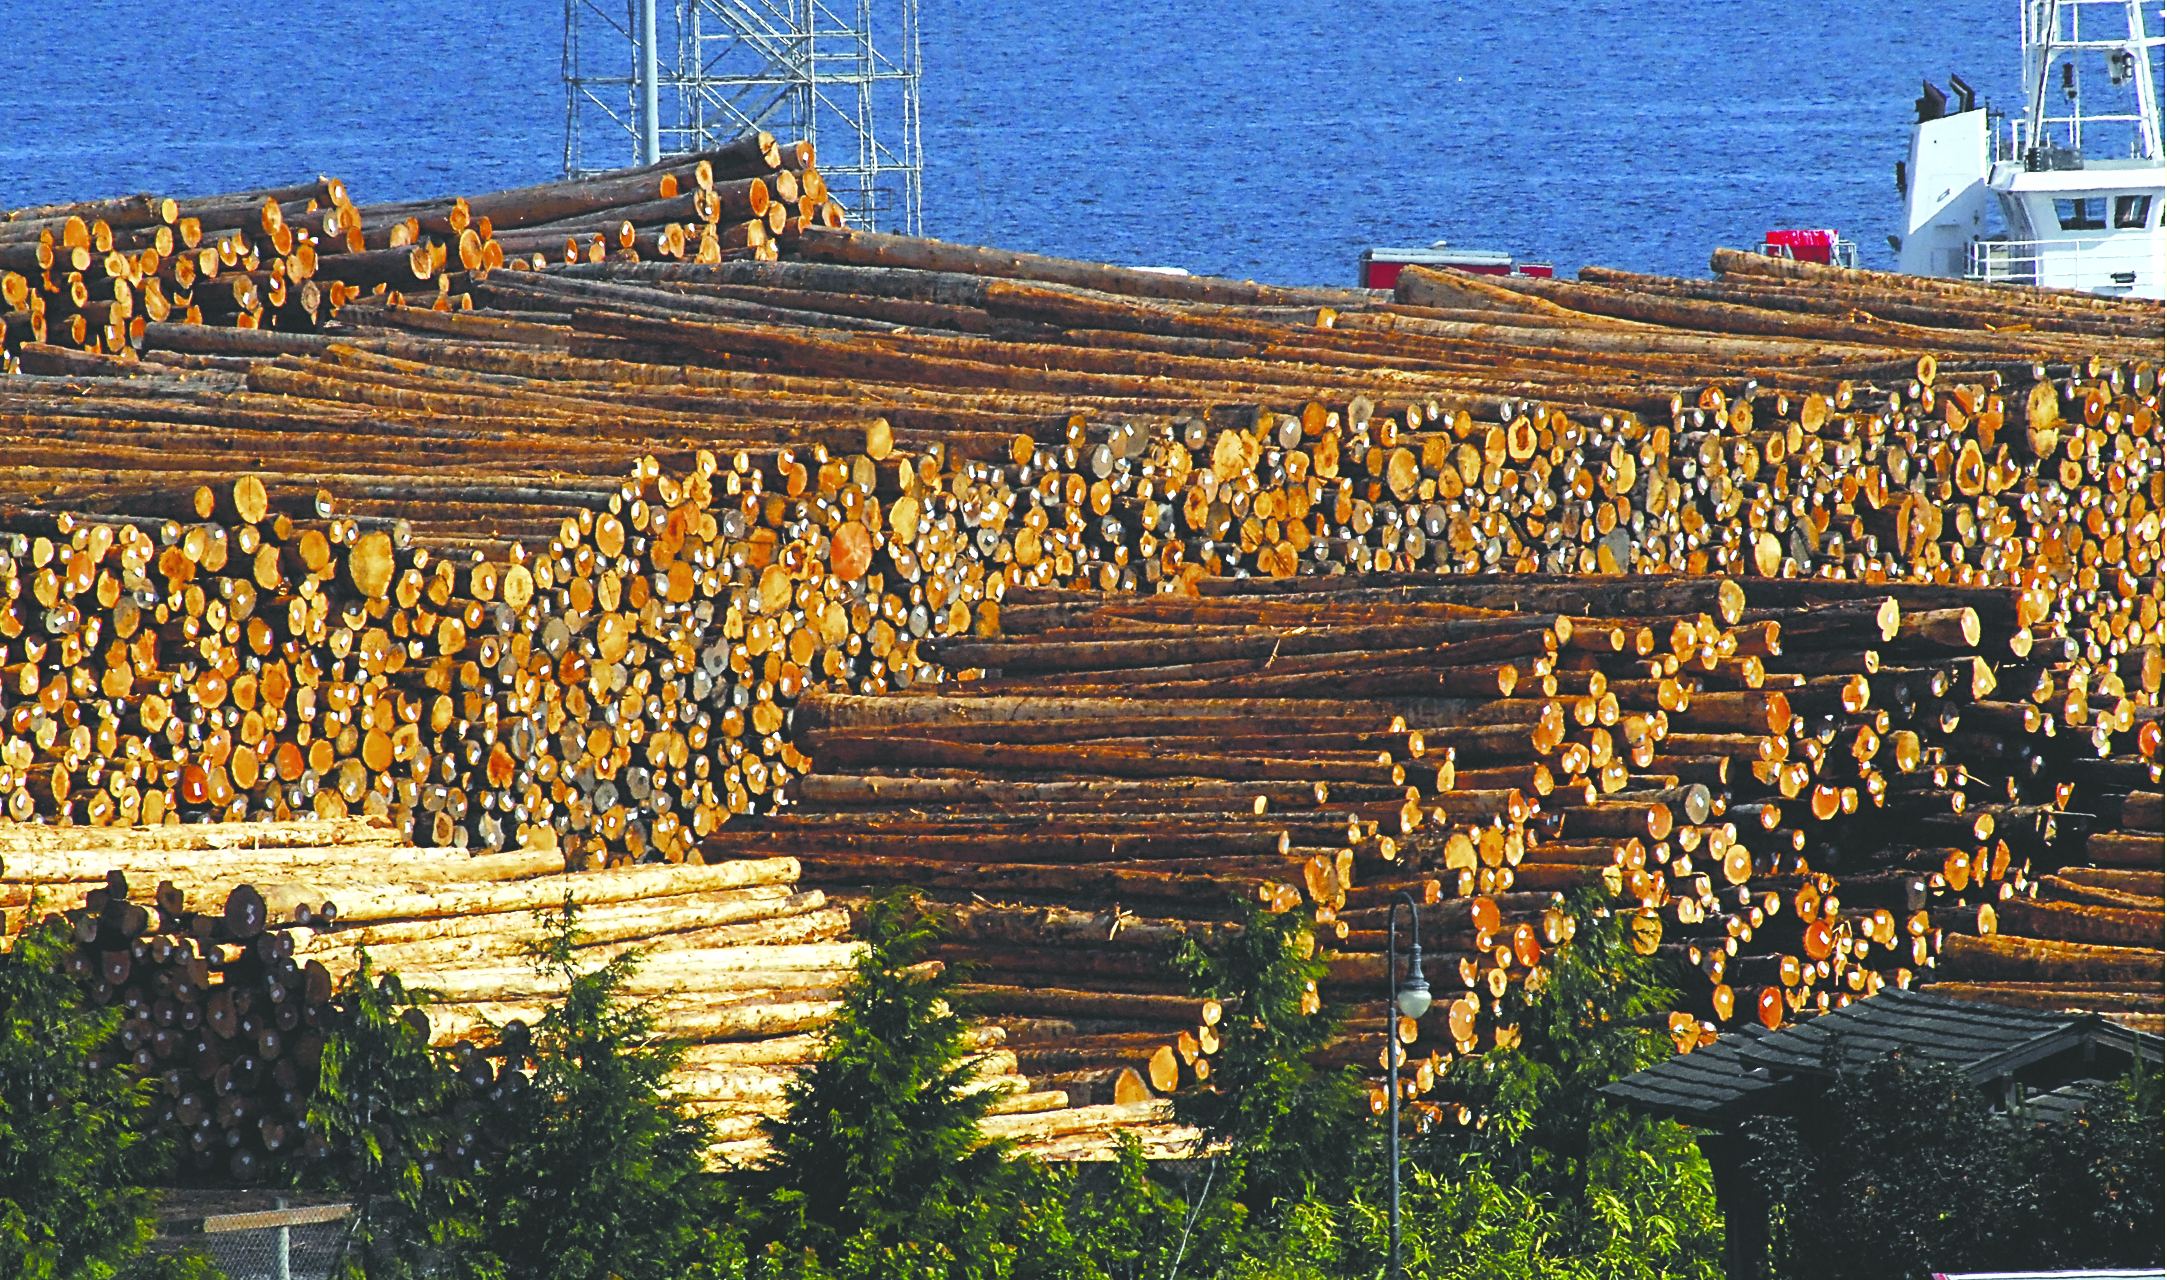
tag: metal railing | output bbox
[1967,235,2160,289]
[1757,239,1861,269]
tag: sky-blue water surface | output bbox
[0,1,2012,285]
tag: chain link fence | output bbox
[153,1197,352,1280]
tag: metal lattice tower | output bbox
[563,0,922,233]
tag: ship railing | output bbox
[1966,236,2159,289]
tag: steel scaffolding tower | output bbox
[563,0,922,233]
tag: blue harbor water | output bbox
[0,1,2007,286]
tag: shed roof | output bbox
[1599,1023,1780,1126]
[1601,989,2162,1129]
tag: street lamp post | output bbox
[1386,891,1432,1280]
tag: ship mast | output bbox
[2020,0,2165,161]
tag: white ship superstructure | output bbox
[1898,0,2166,298]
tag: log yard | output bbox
[0,131,2158,1194]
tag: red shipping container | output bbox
[1763,229,1840,264]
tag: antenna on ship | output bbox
[2019,0,2164,161]
[562,0,925,234]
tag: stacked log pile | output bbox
[0,134,846,365]
[0,816,1171,1171]
[0,151,2158,1143]
[1931,782,2163,1035]
[763,571,2156,1119]
[0,236,2153,868]
[0,179,357,355]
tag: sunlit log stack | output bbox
[760,564,2158,1125]
[0,151,2160,1139]
[1930,786,2162,1036]
[0,229,2154,868]
[0,134,846,364]
[0,820,814,1173]
[0,816,1175,1171]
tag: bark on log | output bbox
[1994,898,2163,949]
[952,984,1222,1025]
[1935,934,2164,985]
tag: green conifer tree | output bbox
[463,897,738,1280]
[0,921,186,1278]
[305,951,481,1280]
[734,892,1036,1272]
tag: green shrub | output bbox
[1171,899,1368,1217]
[305,951,481,1279]
[1403,897,1722,1279]
[0,921,196,1279]
[1748,1050,2163,1279]
[733,891,1037,1274]
[463,898,739,1280]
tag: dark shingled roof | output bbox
[1599,1024,1780,1127]
[1732,989,2140,1082]
[1601,989,2162,1129]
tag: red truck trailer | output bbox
[1358,242,1556,289]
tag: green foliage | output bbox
[307,899,735,1280]
[464,896,739,1280]
[1230,1155,1715,1280]
[734,891,1037,1274]
[117,1250,228,1280]
[305,950,480,1279]
[1036,1138,1232,1280]
[1405,896,1722,1279]
[1171,899,1368,1215]
[1747,1050,2164,1279]
[0,921,177,1280]
[1435,897,1680,1175]
[2016,1065,2165,1264]
[1149,891,1718,1279]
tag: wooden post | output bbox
[1696,1131,1769,1280]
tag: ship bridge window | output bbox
[2055,198,2107,230]
[2112,194,2153,228]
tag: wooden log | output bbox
[1994,898,2163,950]
[0,816,401,855]
[1511,863,1625,895]
[679,1034,829,1069]
[2087,832,2162,867]
[636,905,852,953]
[2054,868,2165,898]
[1667,691,1791,735]
[701,826,1293,861]
[301,859,800,923]
[1008,1032,1202,1072]
[791,774,1331,807]
[1921,982,2163,1015]
[391,954,860,1003]
[935,904,1240,953]
[796,692,1417,731]
[429,995,840,1047]
[1935,934,2163,985]
[781,853,1289,906]
[952,985,1221,1026]
[289,886,819,953]
[790,227,1364,309]
[786,735,1414,785]
[2035,877,2165,913]
[986,1098,1172,1139]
